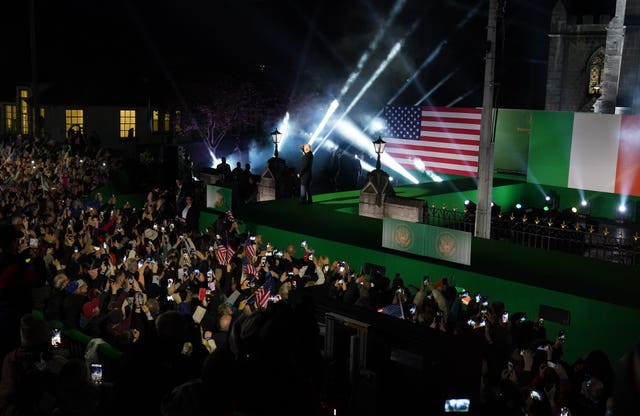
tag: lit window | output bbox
[174,110,181,132]
[4,104,17,133]
[65,109,84,137]
[163,113,170,132]
[120,110,136,139]
[152,110,159,133]
[588,47,605,95]
[19,89,29,135]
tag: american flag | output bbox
[377,302,404,319]
[215,241,235,266]
[244,236,256,261]
[254,277,274,309]
[383,106,482,177]
[243,260,258,278]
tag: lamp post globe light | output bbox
[373,136,386,170]
[271,128,282,158]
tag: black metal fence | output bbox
[424,205,640,266]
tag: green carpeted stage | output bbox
[198,177,640,363]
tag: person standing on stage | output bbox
[298,143,313,204]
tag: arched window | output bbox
[588,47,605,95]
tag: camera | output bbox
[51,328,62,348]
[260,257,267,267]
[423,276,430,286]
[194,269,200,275]
[301,240,307,248]
[209,246,214,252]
[308,254,314,261]
[338,261,345,273]
[90,363,103,384]
[161,226,165,232]
[249,236,256,242]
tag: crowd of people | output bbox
[0,134,638,415]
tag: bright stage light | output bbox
[464,200,470,206]
[545,195,551,201]
[207,148,219,168]
[581,200,588,207]
[333,118,419,184]
[427,171,443,182]
[618,204,627,213]
[309,99,339,146]
[571,207,578,213]
[369,117,386,134]
[515,203,522,209]
[543,206,549,212]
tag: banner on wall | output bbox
[382,218,472,265]
[206,185,232,212]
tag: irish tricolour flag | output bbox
[527,111,640,197]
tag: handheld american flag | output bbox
[383,106,481,177]
[377,302,404,319]
[243,260,258,278]
[244,235,256,262]
[215,240,235,266]
[254,277,274,309]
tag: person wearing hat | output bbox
[61,279,89,330]
[298,143,313,204]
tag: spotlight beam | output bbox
[364,42,449,133]
[278,112,291,149]
[338,0,407,98]
[308,100,339,146]
[334,118,419,183]
[414,69,460,106]
[446,85,480,107]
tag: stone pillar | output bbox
[359,169,395,219]
[594,0,627,114]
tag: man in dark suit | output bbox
[298,143,313,204]
[180,196,200,233]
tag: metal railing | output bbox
[424,206,640,266]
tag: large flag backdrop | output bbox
[526,112,640,197]
[381,106,640,197]
[382,106,482,177]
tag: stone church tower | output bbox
[545,0,640,114]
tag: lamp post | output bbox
[373,136,386,170]
[271,128,282,158]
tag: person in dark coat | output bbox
[298,143,313,204]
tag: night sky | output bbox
[2,0,567,111]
